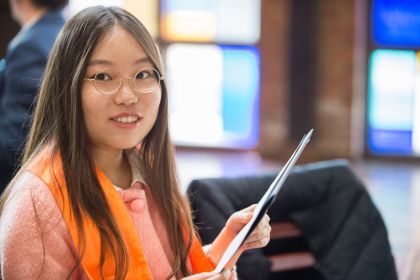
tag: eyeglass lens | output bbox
[93,68,161,95]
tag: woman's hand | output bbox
[182,269,231,280]
[225,204,271,251]
[204,205,271,271]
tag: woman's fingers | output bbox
[225,205,271,251]
[242,214,271,249]
[245,226,271,243]
[241,235,271,250]
[226,205,257,234]
[247,214,270,236]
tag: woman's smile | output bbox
[109,112,142,128]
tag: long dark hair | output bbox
[0,6,194,279]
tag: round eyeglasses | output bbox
[84,68,164,95]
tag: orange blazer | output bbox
[27,150,215,279]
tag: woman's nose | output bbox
[114,78,139,106]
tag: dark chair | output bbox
[187,159,398,280]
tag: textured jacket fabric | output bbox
[0,149,218,279]
[0,10,64,192]
[187,159,398,280]
[0,158,175,279]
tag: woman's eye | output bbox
[136,70,152,80]
[95,73,111,81]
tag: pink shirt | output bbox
[0,152,175,279]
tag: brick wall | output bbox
[258,0,291,159]
[258,0,367,161]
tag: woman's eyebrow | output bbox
[88,59,113,66]
[87,57,150,67]
[134,57,151,65]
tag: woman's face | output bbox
[81,26,161,152]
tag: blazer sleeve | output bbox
[0,40,46,167]
[0,171,85,279]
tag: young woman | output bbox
[0,6,270,280]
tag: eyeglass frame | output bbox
[83,67,164,95]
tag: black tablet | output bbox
[214,129,314,273]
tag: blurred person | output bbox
[0,6,271,279]
[0,0,67,192]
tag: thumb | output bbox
[240,204,256,221]
[243,204,257,213]
[231,211,253,224]
[226,206,256,233]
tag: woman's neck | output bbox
[91,147,132,189]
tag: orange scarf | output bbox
[27,150,215,279]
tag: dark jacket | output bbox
[187,160,398,280]
[0,10,64,192]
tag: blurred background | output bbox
[1,0,419,277]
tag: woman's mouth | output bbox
[109,113,142,128]
[112,116,140,123]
